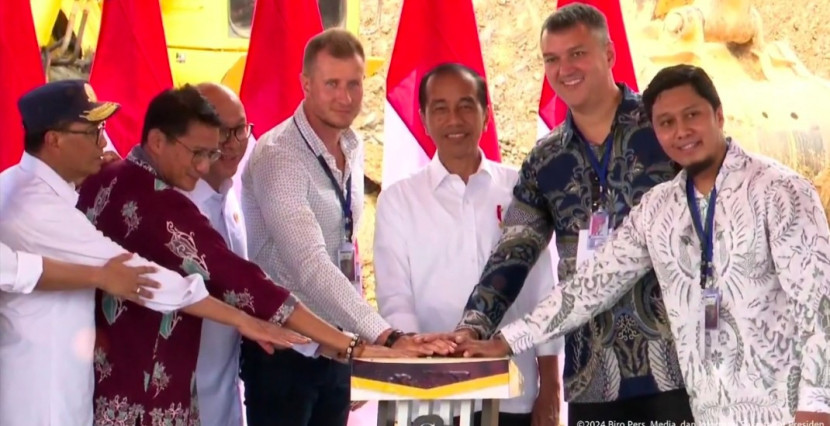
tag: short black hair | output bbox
[418,63,489,112]
[540,3,610,44]
[23,119,72,154]
[140,84,222,145]
[642,64,722,120]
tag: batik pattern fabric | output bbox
[77,146,297,425]
[499,141,830,425]
[459,85,685,403]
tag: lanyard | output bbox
[575,127,614,198]
[293,118,353,242]
[686,178,717,289]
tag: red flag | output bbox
[240,0,323,139]
[0,1,45,171]
[382,0,500,187]
[89,0,173,155]
[538,0,637,130]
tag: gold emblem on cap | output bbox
[84,83,98,102]
[81,103,118,122]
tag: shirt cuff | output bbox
[269,294,299,325]
[498,320,536,356]
[797,386,830,414]
[15,251,44,294]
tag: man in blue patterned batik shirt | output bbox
[449,4,694,425]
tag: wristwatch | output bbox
[383,329,406,348]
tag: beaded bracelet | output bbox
[339,333,360,361]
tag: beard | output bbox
[685,157,715,177]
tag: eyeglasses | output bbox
[172,138,222,164]
[220,123,254,146]
[58,123,105,141]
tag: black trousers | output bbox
[568,389,695,426]
[452,412,532,426]
[240,341,351,426]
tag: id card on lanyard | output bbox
[294,119,360,289]
[577,132,614,263]
[687,177,720,356]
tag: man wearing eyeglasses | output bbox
[75,84,413,425]
[0,80,315,425]
[183,82,255,426]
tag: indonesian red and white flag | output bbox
[235,0,323,199]
[382,0,500,188]
[0,0,44,171]
[537,0,638,140]
[90,0,173,155]
[239,0,323,139]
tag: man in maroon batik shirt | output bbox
[78,85,413,425]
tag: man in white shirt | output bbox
[374,63,563,426]
[457,64,830,426]
[1,242,158,296]
[241,28,449,426]
[0,79,307,426]
[185,82,253,426]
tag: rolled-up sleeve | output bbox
[0,242,44,294]
[9,193,209,312]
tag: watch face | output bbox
[412,414,445,426]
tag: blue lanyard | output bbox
[686,178,717,289]
[575,128,614,197]
[293,118,353,242]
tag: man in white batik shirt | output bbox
[374,63,563,426]
[183,83,253,426]
[457,64,830,426]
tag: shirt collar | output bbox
[126,145,161,178]
[185,178,233,205]
[292,102,360,159]
[427,149,493,191]
[561,83,643,145]
[19,152,79,205]
[672,137,748,190]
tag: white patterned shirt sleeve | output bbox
[247,140,389,341]
[765,175,830,414]
[499,192,656,354]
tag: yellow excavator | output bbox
[30,0,384,90]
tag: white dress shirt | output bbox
[184,179,247,426]
[242,104,389,342]
[500,142,830,425]
[0,153,210,426]
[374,155,564,414]
[0,242,43,293]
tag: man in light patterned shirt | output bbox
[457,64,830,426]
[240,29,449,426]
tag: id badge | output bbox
[587,208,611,250]
[337,241,357,282]
[702,288,720,330]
